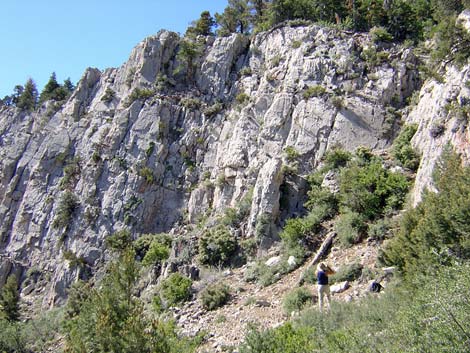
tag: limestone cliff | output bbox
[0,22,464,308]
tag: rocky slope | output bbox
[0,21,469,315]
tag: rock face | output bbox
[0,23,445,306]
[407,64,470,205]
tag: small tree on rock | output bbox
[194,11,215,36]
[17,78,38,111]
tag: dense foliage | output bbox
[209,0,470,45]
[158,273,193,308]
[63,249,198,353]
[382,148,470,274]
[392,124,420,171]
[0,276,20,322]
[0,309,63,353]
[198,225,237,266]
[338,156,410,220]
[282,146,409,250]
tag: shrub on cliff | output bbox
[338,157,410,220]
[105,229,133,252]
[142,241,170,267]
[392,124,420,171]
[198,225,237,266]
[124,88,155,107]
[52,192,79,229]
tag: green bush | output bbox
[142,241,170,266]
[432,15,470,68]
[282,287,314,315]
[239,67,253,76]
[335,211,366,247]
[255,213,272,243]
[105,229,133,252]
[236,92,250,105]
[329,263,363,283]
[124,88,154,107]
[101,88,115,103]
[138,167,155,184]
[240,322,315,353]
[367,218,391,240]
[370,26,393,42]
[63,251,86,268]
[298,267,316,285]
[203,102,223,117]
[181,97,201,110]
[303,85,326,99]
[339,158,410,220]
[330,96,344,109]
[283,146,300,162]
[392,124,420,171]
[240,238,257,259]
[63,249,199,353]
[322,147,352,170]
[280,204,329,248]
[134,233,172,259]
[59,157,81,190]
[382,148,470,275]
[0,276,20,322]
[200,283,231,310]
[291,40,302,48]
[220,190,252,227]
[304,173,338,213]
[52,192,79,229]
[244,256,299,287]
[20,308,64,352]
[198,225,237,266]
[160,273,193,307]
[0,320,27,352]
[146,141,155,157]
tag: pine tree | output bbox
[39,72,60,103]
[16,78,38,111]
[63,249,198,353]
[194,11,215,36]
[176,39,203,82]
[0,276,20,322]
[215,0,251,36]
[382,147,470,275]
[63,78,75,93]
[11,85,24,106]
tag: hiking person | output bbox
[317,262,335,312]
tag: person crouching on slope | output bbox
[317,262,335,312]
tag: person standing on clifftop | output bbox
[317,262,335,312]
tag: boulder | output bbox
[330,281,350,294]
[265,256,282,267]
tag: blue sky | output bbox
[0,1,228,97]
